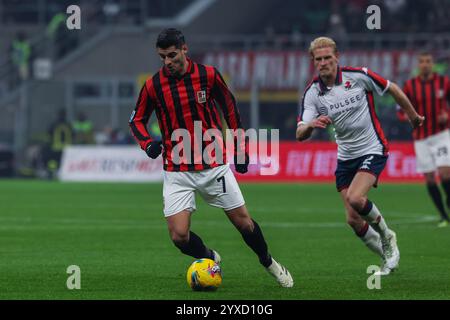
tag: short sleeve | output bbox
[355,67,391,96]
[297,86,319,124]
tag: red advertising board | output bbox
[233,141,422,183]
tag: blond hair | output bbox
[309,37,338,57]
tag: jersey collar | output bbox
[418,72,438,83]
[318,65,342,94]
[162,58,195,79]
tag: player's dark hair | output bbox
[156,28,185,49]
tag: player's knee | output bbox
[227,207,254,233]
[170,230,190,247]
[346,193,365,212]
[424,173,437,184]
[438,170,450,181]
[236,217,254,234]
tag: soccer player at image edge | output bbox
[397,52,450,228]
[296,37,425,276]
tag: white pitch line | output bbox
[250,206,433,217]
[0,215,438,231]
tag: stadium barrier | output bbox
[59,145,163,182]
[59,142,421,183]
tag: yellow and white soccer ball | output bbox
[186,258,222,291]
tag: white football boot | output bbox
[212,250,221,264]
[266,258,294,287]
[375,230,400,276]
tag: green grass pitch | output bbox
[0,180,449,299]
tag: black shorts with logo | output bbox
[335,154,388,192]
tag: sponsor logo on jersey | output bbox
[319,105,329,116]
[329,93,364,110]
[344,81,352,90]
[197,90,206,103]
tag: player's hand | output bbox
[145,140,162,159]
[409,115,425,129]
[311,115,332,129]
[234,153,249,174]
[234,163,248,174]
[235,163,248,174]
[438,111,448,125]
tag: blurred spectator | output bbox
[95,126,134,145]
[290,25,302,48]
[428,0,450,32]
[343,0,367,32]
[102,0,121,24]
[303,0,330,34]
[73,112,95,144]
[109,128,134,144]
[19,133,48,179]
[46,11,80,60]
[44,109,73,178]
[327,1,347,40]
[95,126,113,145]
[9,32,31,87]
[255,0,448,36]
[384,0,406,14]
[328,11,346,39]
[46,12,66,59]
[0,0,448,35]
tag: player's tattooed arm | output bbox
[388,82,425,129]
[296,116,332,141]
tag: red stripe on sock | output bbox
[356,222,369,237]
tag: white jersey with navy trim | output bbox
[298,66,390,161]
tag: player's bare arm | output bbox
[389,82,425,128]
[296,115,332,141]
[438,109,449,125]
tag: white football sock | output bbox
[363,202,389,238]
[360,225,383,257]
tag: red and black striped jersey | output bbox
[398,73,450,140]
[129,58,246,172]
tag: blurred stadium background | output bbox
[1,0,450,300]
[0,0,449,179]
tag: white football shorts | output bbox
[414,129,450,173]
[162,164,245,217]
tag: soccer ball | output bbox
[186,258,222,291]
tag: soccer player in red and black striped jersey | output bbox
[129,28,293,287]
[397,52,450,227]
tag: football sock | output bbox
[240,219,272,268]
[355,222,383,257]
[440,180,450,220]
[427,183,449,221]
[174,231,214,259]
[358,200,389,238]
